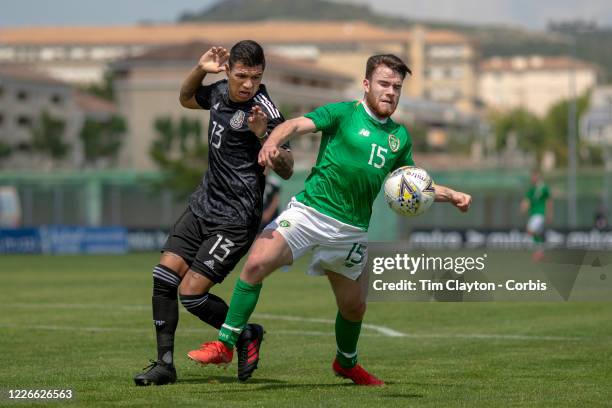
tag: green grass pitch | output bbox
[1,253,611,407]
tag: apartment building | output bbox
[479,55,598,116]
[0,21,478,113]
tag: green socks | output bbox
[218,280,363,368]
[218,278,262,347]
[335,310,362,368]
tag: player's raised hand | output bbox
[248,105,268,138]
[198,47,229,73]
[452,192,472,213]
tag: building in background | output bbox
[581,85,612,210]
[0,21,478,114]
[479,55,599,116]
[110,41,353,170]
[0,66,117,170]
[581,85,612,146]
[404,25,478,114]
[0,22,487,170]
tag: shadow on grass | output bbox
[178,375,287,385]
[380,393,424,399]
[179,376,424,398]
[404,381,480,389]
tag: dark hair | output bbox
[365,54,411,80]
[229,40,266,70]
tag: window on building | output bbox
[428,46,466,59]
[16,90,28,101]
[51,94,63,105]
[429,88,458,102]
[450,67,464,79]
[428,67,445,80]
[16,142,31,152]
[16,115,32,127]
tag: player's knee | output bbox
[178,277,194,295]
[178,291,207,308]
[152,264,181,298]
[159,252,189,277]
[178,271,214,295]
[340,300,366,321]
[242,255,272,284]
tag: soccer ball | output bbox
[383,166,435,216]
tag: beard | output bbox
[365,93,396,118]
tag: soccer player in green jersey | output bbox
[521,169,552,261]
[188,54,472,385]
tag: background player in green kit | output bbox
[521,169,552,261]
[188,54,472,385]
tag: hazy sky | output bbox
[1,0,611,29]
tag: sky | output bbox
[0,0,611,30]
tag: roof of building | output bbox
[115,41,354,82]
[480,55,598,72]
[74,91,117,115]
[0,64,67,86]
[0,21,470,46]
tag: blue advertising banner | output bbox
[0,228,42,254]
[127,229,168,252]
[39,226,128,254]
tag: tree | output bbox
[83,72,115,102]
[491,108,547,162]
[150,116,207,199]
[543,93,590,166]
[30,111,70,160]
[0,142,11,159]
[80,115,126,167]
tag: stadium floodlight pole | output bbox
[606,98,612,211]
[567,34,578,228]
[604,147,612,211]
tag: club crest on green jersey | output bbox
[388,134,400,152]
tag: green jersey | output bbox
[526,183,550,216]
[297,101,414,230]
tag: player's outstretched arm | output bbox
[179,46,229,109]
[546,198,554,224]
[249,106,295,179]
[269,148,294,180]
[258,117,316,168]
[520,198,530,215]
[434,184,472,213]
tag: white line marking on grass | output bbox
[3,303,585,341]
[0,324,381,338]
[7,303,149,311]
[0,323,582,341]
[253,313,407,337]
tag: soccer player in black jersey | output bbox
[134,41,293,386]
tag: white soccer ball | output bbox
[383,166,435,217]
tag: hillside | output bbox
[179,0,612,81]
[179,0,405,24]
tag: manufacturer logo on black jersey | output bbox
[230,110,245,130]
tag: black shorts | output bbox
[162,208,258,283]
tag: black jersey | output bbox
[188,79,285,227]
[262,176,281,213]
